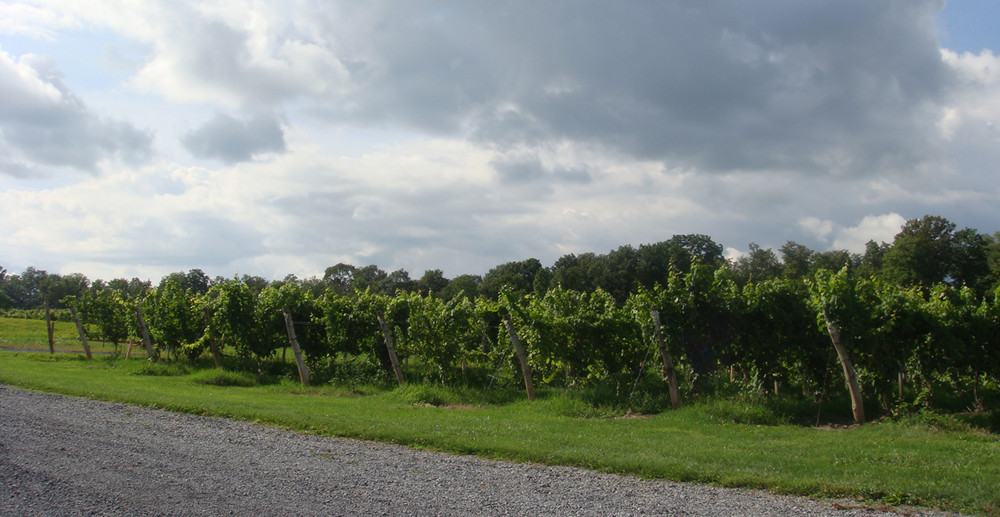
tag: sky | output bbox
[1,1,999,283]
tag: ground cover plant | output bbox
[0,351,997,516]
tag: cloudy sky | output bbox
[1,1,999,282]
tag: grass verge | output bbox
[0,352,997,516]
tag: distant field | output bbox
[0,317,146,356]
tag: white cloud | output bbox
[2,1,1000,282]
[799,218,836,243]
[939,49,1000,138]
[0,48,152,175]
[0,3,79,38]
[831,214,907,251]
[799,214,905,253]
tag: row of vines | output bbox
[65,264,1000,423]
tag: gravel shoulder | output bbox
[0,386,961,516]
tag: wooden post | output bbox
[823,311,865,425]
[503,314,535,402]
[45,305,55,355]
[282,308,311,386]
[69,305,92,360]
[376,312,405,385]
[202,308,223,368]
[650,309,682,410]
[134,306,156,360]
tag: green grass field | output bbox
[0,317,147,356]
[0,349,997,516]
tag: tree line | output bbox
[1,214,998,423]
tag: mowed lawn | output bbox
[0,346,997,516]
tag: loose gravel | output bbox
[0,386,960,516]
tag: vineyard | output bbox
[46,262,1000,427]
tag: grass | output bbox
[0,352,997,515]
[0,316,147,356]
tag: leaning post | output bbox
[282,308,311,386]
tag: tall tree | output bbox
[949,228,991,294]
[482,258,543,299]
[323,263,357,294]
[636,234,724,289]
[730,243,782,286]
[779,241,814,280]
[440,274,482,300]
[416,269,450,296]
[881,215,957,288]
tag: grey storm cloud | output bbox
[181,113,286,163]
[299,0,950,176]
[0,52,152,176]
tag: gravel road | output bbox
[0,386,958,516]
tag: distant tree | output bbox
[481,258,543,299]
[551,253,603,293]
[779,241,814,280]
[440,274,482,300]
[855,240,891,279]
[880,215,990,292]
[602,245,639,302]
[636,234,724,289]
[988,232,1000,291]
[298,276,328,298]
[730,243,782,286]
[352,265,389,293]
[323,263,356,294]
[378,268,413,294]
[416,269,450,296]
[160,269,211,295]
[811,249,853,274]
[240,274,269,295]
[949,227,991,294]
[41,273,90,308]
[881,215,956,287]
[105,277,153,299]
[0,265,12,309]
[3,267,47,309]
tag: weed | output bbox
[189,369,257,387]
[131,362,189,376]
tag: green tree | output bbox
[416,269,450,296]
[440,274,482,300]
[635,234,724,290]
[881,215,956,288]
[779,241,814,280]
[949,228,991,294]
[160,269,212,295]
[730,243,782,286]
[482,258,544,299]
[323,263,357,294]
